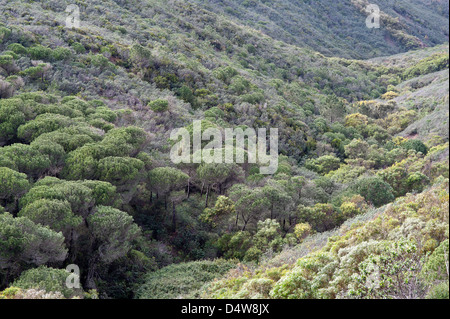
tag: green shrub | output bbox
[136,259,236,299]
[351,176,395,207]
[402,53,449,79]
[90,54,113,69]
[51,47,72,61]
[71,42,86,54]
[7,43,27,55]
[426,282,449,299]
[0,26,11,43]
[148,99,169,112]
[407,172,430,193]
[13,266,83,299]
[28,45,53,60]
[401,139,428,155]
[20,65,46,80]
[0,54,14,67]
[305,155,341,175]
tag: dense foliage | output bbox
[0,0,448,299]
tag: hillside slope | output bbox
[188,0,449,58]
[199,178,449,299]
[368,45,449,140]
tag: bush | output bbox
[297,203,343,232]
[7,43,27,55]
[422,240,449,283]
[0,287,67,299]
[305,155,341,174]
[20,64,48,80]
[97,156,144,185]
[28,45,52,60]
[0,54,13,68]
[0,79,14,99]
[17,113,74,142]
[294,223,313,242]
[51,47,72,61]
[402,53,449,79]
[148,99,169,112]
[217,231,253,260]
[90,54,113,69]
[13,266,83,299]
[252,219,285,256]
[345,113,368,128]
[351,176,395,207]
[0,26,11,43]
[401,139,428,155]
[71,42,86,54]
[381,91,399,100]
[0,166,30,203]
[407,172,430,193]
[426,282,449,299]
[135,259,237,299]
[129,44,152,69]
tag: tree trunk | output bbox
[68,228,76,263]
[205,186,210,208]
[241,212,249,231]
[242,219,249,231]
[187,180,190,199]
[172,201,176,232]
[85,256,98,290]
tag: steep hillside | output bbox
[1,0,399,158]
[188,0,449,58]
[367,45,449,140]
[200,178,449,299]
